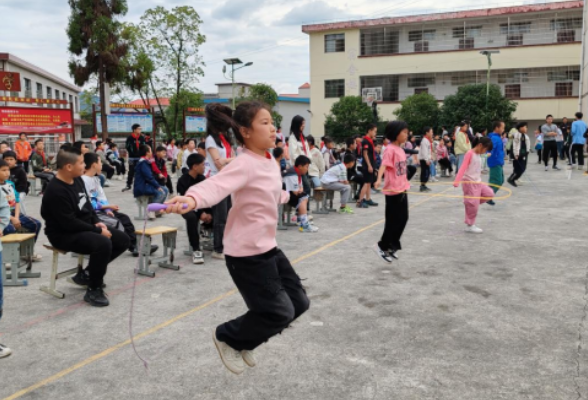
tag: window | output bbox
[55,89,60,108]
[414,88,429,95]
[507,34,523,46]
[407,75,435,88]
[451,72,478,86]
[47,86,52,108]
[360,75,399,102]
[498,71,528,84]
[459,38,475,49]
[408,30,435,41]
[500,22,531,35]
[24,78,32,98]
[557,30,575,43]
[555,82,573,96]
[325,34,345,53]
[551,18,582,30]
[504,84,521,99]
[414,41,429,52]
[75,96,79,113]
[548,69,580,81]
[453,25,482,38]
[325,79,345,98]
[36,83,42,99]
[360,28,399,55]
[69,94,73,106]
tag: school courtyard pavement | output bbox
[0,160,587,400]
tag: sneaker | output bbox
[84,287,109,307]
[242,349,257,367]
[419,186,432,193]
[553,166,561,170]
[339,206,354,214]
[373,244,393,263]
[365,199,379,206]
[507,178,517,187]
[212,252,225,260]
[122,186,131,192]
[357,201,369,209]
[545,166,549,171]
[389,249,399,260]
[212,331,245,375]
[104,180,112,187]
[300,223,319,233]
[465,225,484,234]
[0,343,12,358]
[68,269,90,287]
[487,200,496,206]
[192,251,204,265]
[148,211,156,220]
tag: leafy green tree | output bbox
[67,0,129,139]
[165,90,203,137]
[440,84,517,132]
[324,96,375,141]
[239,83,282,129]
[140,6,206,136]
[393,93,440,136]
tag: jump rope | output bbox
[381,181,513,201]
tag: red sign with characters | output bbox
[0,72,21,92]
[0,106,73,134]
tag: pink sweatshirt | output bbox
[454,149,482,185]
[186,148,290,257]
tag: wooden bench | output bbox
[27,175,41,196]
[311,188,336,214]
[1,234,40,287]
[40,244,85,298]
[277,204,298,231]
[135,226,180,277]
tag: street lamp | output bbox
[480,50,500,128]
[223,58,254,110]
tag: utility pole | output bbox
[480,50,500,129]
[223,58,253,110]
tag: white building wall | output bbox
[274,101,311,137]
[582,3,588,117]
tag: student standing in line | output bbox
[181,139,199,175]
[358,123,379,208]
[14,133,33,173]
[570,112,587,171]
[418,126,433,192]
[534,127,543,164]
[166,101,310,375]
[287,115,309,162]
[508,122,531,187]
[486,120,506,206]
[374,121,411,263]
[123,124,146,192]
[454,122,471,171]
[541,115,561,171]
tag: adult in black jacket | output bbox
[41,148,129,307]
[123,124,146,191]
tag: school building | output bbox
[302,1,585,136]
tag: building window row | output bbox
[325,79,345,98]
[2,76,78,112]
[319,11,583,56]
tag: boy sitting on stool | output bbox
[133,145,168,219]
[283,155,318,233]
[177,154,213,265]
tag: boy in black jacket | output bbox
[177,153,212,265]
[123,124,146,192]
[41,148,130,307]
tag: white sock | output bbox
[300,214,308,226]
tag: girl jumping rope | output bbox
[165,102,310,375]
[453,137,494,234]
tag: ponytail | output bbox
[205,103,238,148]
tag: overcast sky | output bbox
[0,0,569,98]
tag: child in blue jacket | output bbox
[133,145,168,209]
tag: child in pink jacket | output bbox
[166,102,309,375]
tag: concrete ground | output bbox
[0,160,587,400]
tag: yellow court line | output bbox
[2,189,450,400]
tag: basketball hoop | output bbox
[362,87,382,108]
[366,94,375,108]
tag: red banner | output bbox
[0,96,68,105]
[0,72,21,92]
[0,107,73,134]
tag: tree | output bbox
[165,89,204,137]
[393,93,440,137]
[67,0,129,140]
[140,6,206,136]
[324,96,375,141]
[440,84,517,133]
[239,83,282,129]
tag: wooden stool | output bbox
[1,233,39,287]
[135,196,151,221]
[40,244,84,298]
[312,188,335,214]
[135,226,180,277]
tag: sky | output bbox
[0,0,571,98]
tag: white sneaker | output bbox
[465,225,483,234]
[211,251,225,260]
[212,331,245,375]
[515,180,523,186]
[0,343,12,358]
[105,180,113,186]
[545,166,549,171]
[373,244,393,263]
[148,211,156,220]
[192,251,204,264]
[299,224,319,233]
[242,349,257,367]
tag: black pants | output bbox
[543,141,558,167]
[48,228,129,289]
[438,158,453,173]
[18,161,29,173]
[350,172,364,200]
[165,176,173,195]
[127,159,138,187]
[407,165,417,181]
[212,196,231,253]
[182,211,202,251]
[570,144,585,166]
[419,160,430,185]
[217,248,310,351]
[113,161,126,176]
[171,161,177,174]
[537,149,542,163]
[378,193,409,252]
[34,171,54,192]
[512,155,528,181]
[112,210,136,249]
[102,164,115,179]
